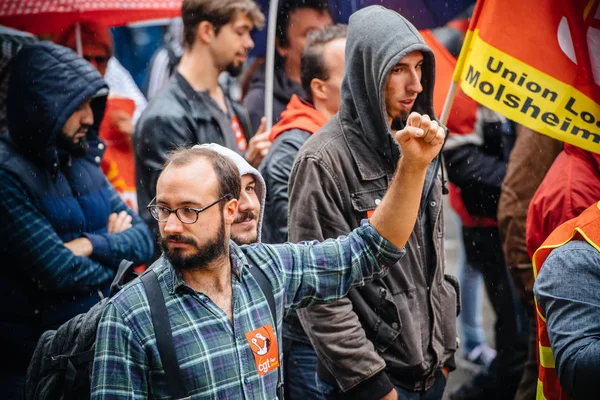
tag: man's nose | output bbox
[245,34,254,50]
[408,71,423,94]
[82,103,94,125]
[163,212,184,233]
[238,192,251,212]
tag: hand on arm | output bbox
[83,183,154,268]
[245,117,272,167]
[64,237,93,257]
[107,210,133,234]
[370,112,445,249]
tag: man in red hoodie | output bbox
[259,23,347,245]
[257,23,346,399]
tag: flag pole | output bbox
[440,80,458,126]
[75,22,83,56]
[264,0,279,132]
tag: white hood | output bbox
[193,143,266,242]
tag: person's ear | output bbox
[310,78,328,101]
[223,198,238,225]
[196,21,215,44]
[275,37,288,58]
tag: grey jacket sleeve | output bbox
[260,131,310,243]
[534,240,600,400]
[289,155,393,397]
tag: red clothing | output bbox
[526,144,600,258]
[99,97,138,212]
[269,95,327,141]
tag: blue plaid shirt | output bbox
[91,222,405,399]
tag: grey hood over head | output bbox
[341,5,438,157]
[193,143,266,243]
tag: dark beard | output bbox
[161,215,227,272]
[226,62,244,78]
[56,130,89,157]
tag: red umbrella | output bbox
[0,0,182,35]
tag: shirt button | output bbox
[391,322,399,330]
[94,156,101,164]
[244,376,250,384]
[375,198,381,205]
[430,201,436,207]
[98,143,105,150]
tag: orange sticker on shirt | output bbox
[231,115,248,152]
[245,323,279,376]
[367,209,375,218]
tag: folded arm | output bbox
[83,182,154,268]
[0,171,116,291]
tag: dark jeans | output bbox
[283,340,324,400]
[317,370,447,400]
[462,227,529,399]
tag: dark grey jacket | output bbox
[259,128,311,245]
[134,72,253,240]
[289,6,458,398]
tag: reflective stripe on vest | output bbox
[532,201,600,400]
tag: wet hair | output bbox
[163,147,241,203]
[300,24,347,103]
[182,0,265,49]
[276,0,331,48]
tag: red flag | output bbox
[452,0,600,153]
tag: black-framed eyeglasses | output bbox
[147,194,232,224]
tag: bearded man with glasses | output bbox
[92,105,446,399]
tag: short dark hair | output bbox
[300,24,347,103]
[182,0,265,49]
[163,148,241,203]
[276,0,331,48]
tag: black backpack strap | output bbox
[140,270,190,400]
[109,259,136,297]
[248,266,284,399]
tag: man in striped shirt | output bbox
[92,114,445,399]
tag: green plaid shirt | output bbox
[91,222,404,399]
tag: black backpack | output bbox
[25,261,283,399]
[25,260,139,400]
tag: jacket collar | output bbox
[338,105,393,181]
[174,72,214,123]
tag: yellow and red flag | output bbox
[452,0,600,153]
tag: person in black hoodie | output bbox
[289,6,457,400]
[242,0,333,133]
[0,42,153,398]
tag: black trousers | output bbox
[462,227,529,400]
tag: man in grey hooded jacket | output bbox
[289,6,458,399]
